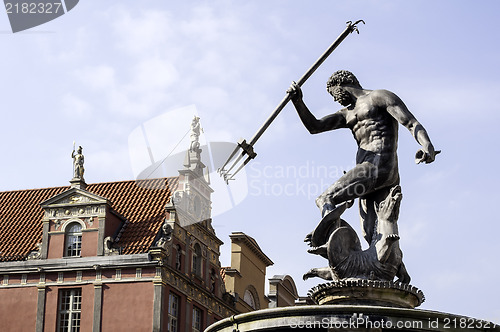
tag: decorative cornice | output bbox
[0,253,155,274]
[229,232,273,266]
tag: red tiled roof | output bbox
[0,177,178,261]
[0,186,67,261]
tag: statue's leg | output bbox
[360,188,390,244]
[316,162,377,214]
[361,184,406,244]
[310,163,398,246]
[359,197,370,243]
[307,164,377,247]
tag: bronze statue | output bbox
[288,70,439,282]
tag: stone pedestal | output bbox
[206,280,499,331]
[308,280,424,309]
[205,305,500,331]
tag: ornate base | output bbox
[205,305,499,331]
[308,279,425,309]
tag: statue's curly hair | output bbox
[326,70,362,90]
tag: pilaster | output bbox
[36,285,46,332]
[93,282,103,332]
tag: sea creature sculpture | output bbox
[303,185,410,283]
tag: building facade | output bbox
[0,121,238,331]
[222,232,274,313]
[0,118,301,332]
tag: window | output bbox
[58,288,82,332]
[65,223,82,257]
[168,293,179,332]
[192,306,202,332]
[210,268,217,293]
[243,289,256,309]
[192,243,202,276]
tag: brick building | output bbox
[0,118,244,331]
[0,117,301,331]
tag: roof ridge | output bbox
[0,176,180,194]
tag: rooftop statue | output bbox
[190,116,202,153]
[287,70,439,283]
[71,145,85,181]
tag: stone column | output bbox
[36,285,46,332]
[93,282,103,332]
[40,222,50,259]
[97,217,105,256]
[185,299,192,332]
[152,278,165,332]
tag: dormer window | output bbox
[65,223,82,257]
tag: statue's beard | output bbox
[330,86,352,106]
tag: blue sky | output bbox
[1,0,499,323]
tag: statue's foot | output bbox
[321,203,336,218]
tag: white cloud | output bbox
[76,65,116,90]
[129,57,178,93]
[60,93,92,118]
[111,9,174,56]
[86,145,133,183]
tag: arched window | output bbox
[243,289,256,309]
[243,285,260,310]
[65,222,82,257]
[192,243,202,276]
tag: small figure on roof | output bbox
[72,145,85,180]
[190,116,202,152]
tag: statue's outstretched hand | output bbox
[286,81,303,101]
[415,148,440,164]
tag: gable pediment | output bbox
[40,187,109,208]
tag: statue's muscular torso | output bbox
[337,90,400,190]
[343,90,398,162]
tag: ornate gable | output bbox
[40,187,109,214]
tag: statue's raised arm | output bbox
[287,81,348,134]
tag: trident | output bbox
[218,20,364,184]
